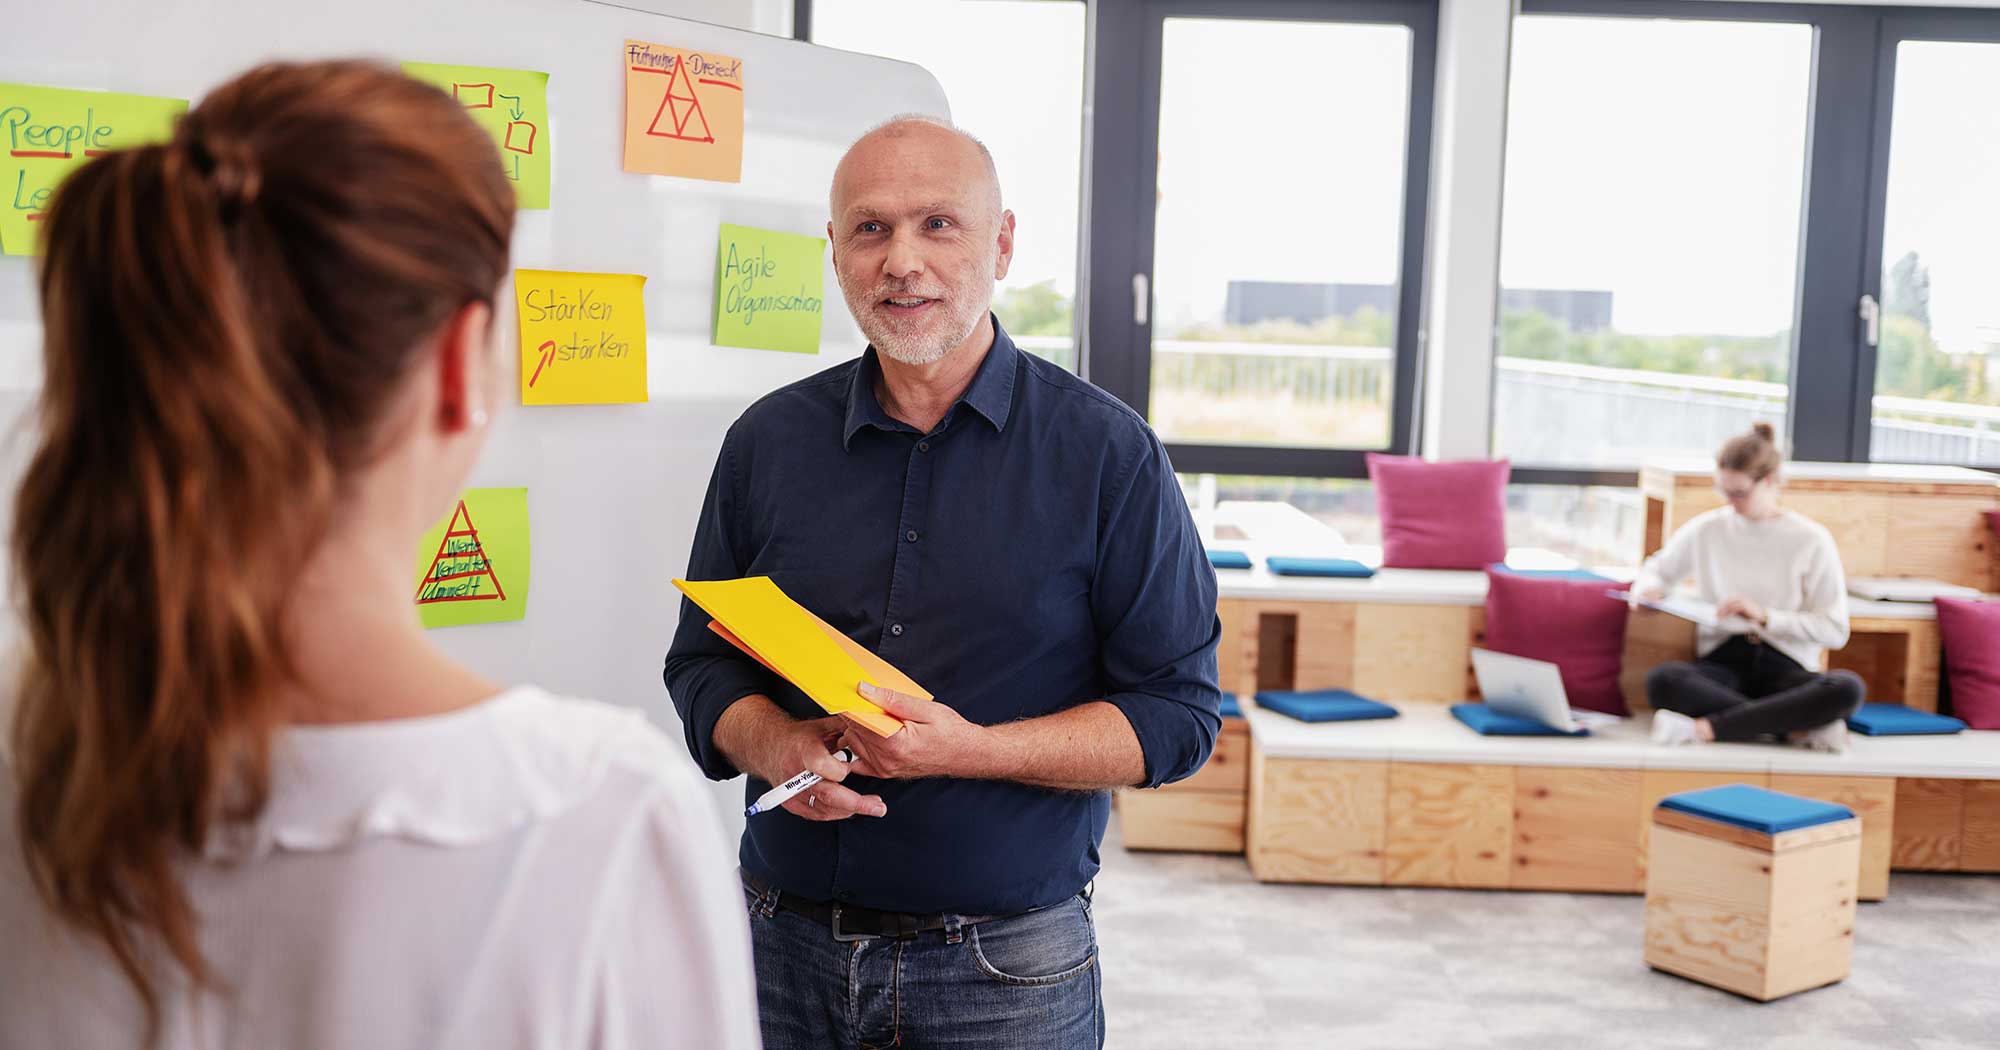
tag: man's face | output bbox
[828,124,1014,366]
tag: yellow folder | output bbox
[672,576,918,737]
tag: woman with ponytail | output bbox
[1635,422,1864,753]
[0,62,755,1049]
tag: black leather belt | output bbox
[743,871,1011,942]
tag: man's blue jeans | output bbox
[743,881,1104,1049]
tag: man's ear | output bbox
[435,299,493,433]
[827,221,839,269]
[994,209,1016,281]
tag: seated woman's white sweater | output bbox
[1634,506,1851,672]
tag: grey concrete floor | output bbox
[1094,816,2000,1050]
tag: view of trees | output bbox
[994,252,1993,411]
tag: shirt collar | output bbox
[842,314,1020,449]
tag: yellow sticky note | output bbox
[622,40,743,183]
[413,487,529,629]
[2,82,188,256]
[515,269,648,405]
[674,576,921,737]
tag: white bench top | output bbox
[1214,560,1950,622]
[1644,458,2000,487]
[1243,700,2000,779]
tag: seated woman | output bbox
[0,62,755,1048]
[1636,423,1864,753]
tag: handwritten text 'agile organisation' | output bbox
[720,241,821,326]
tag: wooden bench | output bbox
[1640,460,2000,592]
[1236,701,2000,900]
[1124,558,1979,861]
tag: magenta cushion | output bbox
[1935,597,2000,730]
[1482,567,1630,715]
[1367,454,1509,569]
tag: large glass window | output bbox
[1149,18,1413,449]
[1870,40,2000,466]
[811,0,1087,371]
[1495,17,1813,469]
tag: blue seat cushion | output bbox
[1488,564,1615,584]
[1658,784,1854,834]
[1254,689,1398,723]
[1450,703,1588,737]
[1207,549,1253,570]
[1266,556,1376,578]
[1846,703,1966,735]
[1219,692,1243,719]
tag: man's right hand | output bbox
[713,695,888,822]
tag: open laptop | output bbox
[1470,649,1622,733]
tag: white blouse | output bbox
[0,687,759,1050]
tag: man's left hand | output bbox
[838,682,992,780]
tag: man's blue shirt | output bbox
[664,318,1221,916]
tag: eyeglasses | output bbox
[1714,482,1759,500]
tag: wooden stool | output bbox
[1643,784,1862,1001]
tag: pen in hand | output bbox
[745,748,856,817]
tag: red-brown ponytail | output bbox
[10,60,514,1027]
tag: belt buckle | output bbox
[830,903,877,943]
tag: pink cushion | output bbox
[1482,567,1629,715]
[1935,597,2000,730]
[1367,454,1509,569]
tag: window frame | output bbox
[1084,0,1440,480]
[1509,1,2000,480]
[1856,11,2000,470]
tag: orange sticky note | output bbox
[675,576,917,737]
[622,40,744,183]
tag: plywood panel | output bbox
[1216,599,1255,700]
[1644,826,1774,998]
[1385,763,1514,888]
[1891,777,1966,871]
[1765,835,1862,1000]
[1769,774,1897,901]
[1901,619,1941,714]
[1961,779,2000,873]
[1118,789,1244,853]
[1246,749,1387,885]
[1241,600,1360,695]
[1352,603,1475,702]
[1638,770,1767,883]
[1514,767,1643,892]
[1621,607,1698,715]
[1295,602,1359,691]
[1785,492,1890,580]
[1886,495,1997,591]
[1178,722,1249,795]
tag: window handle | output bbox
[1858,293,1880,348]
[1132,273,1150,327]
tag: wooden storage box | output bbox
[1643,788,1862,1002]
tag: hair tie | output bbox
[183,133,263,222]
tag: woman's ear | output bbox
[435,300,494,433]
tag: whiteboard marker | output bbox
[745,749,855,817]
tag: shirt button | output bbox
[917,441,930,452]
[905,529,920,542]
[890,623,905,637]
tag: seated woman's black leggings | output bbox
[1645,637,1866,741]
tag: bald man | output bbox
[664,117,1220,1050]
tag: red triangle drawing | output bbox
[416,500,507,604]
[646,60,715,143]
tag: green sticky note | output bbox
[713,223,826,354]
[402,61,551,210]
[413,487,530,629]
[1,82,187,256]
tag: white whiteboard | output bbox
[0,0,949,828]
